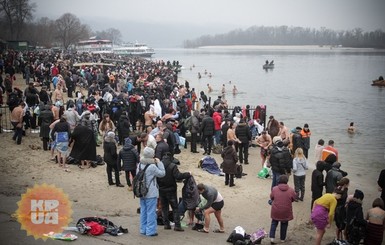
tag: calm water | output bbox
[152,46,385,183]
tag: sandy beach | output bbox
[0,77,381,245]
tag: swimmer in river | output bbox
[198,72,201,79]
[208,73,212,78]
[204,69,208,75]
[233,85,238,95]
[347,122,355,134]
[207,84,213,93]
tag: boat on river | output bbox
[113,42,155,58]
[372,80,385,87]
[371,76,385,86]
[263,60,275,69]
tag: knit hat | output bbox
[124,137,132,146]
[273,136,282,144]
[143,147,155,159]
[353,189,364,200]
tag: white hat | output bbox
[273,136,282,144]
[107,131,115,138]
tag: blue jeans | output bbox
[214,130,221,145]
[140,197,158,236]
[269,219,288,240]
[271,171,281,190]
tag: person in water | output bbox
[207,84,213,93]
[347,122,355,134]
[232,85,238,95]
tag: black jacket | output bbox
[118,143,139,171]
[103,138,118,166]
[117,114,130,141]
[155,141,170,160]
[235,122,251,143]
[157,155,191,194]
[200,115,214,136]
[311,163,325,199]
[269,144,292,174]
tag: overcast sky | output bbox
[34,0,385,47]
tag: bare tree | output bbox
[93,28,122,45]
[0,0,36,39]
[55,13,90,50]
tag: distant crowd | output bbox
[0,48,384,245]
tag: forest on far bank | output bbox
[183,25,385,49]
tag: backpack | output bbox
[235,164,243,179]
[133,164,151,198]
[183,115,192,129]
[347,214,367,245]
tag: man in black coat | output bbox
[269,136,293,189]
[235,119,251,164]
[200,113,214,155]
[157,153,191,232]
[155,133,170,160]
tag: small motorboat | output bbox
[263,60,274,69]
[263,63,274,69]
[371,76,385,86]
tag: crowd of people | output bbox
[1,48,384,244]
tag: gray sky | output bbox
[34,0,385,47]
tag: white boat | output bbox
[113,42,155,57]
[76,37,113,54]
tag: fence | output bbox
[0,105,13,132]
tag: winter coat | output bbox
[69,125,97,161]
[157,155,191,194]
[270,145,293,175]
[38,106,53,138]
[311,163,325,199]
[118,143,139,171]
[117,114,130,141]
[103,136,118,166]
[267,119,280,138]
[325,167,343,193]
[213,112,222,131]
[221,146,238,174]
[270,183,297,221]
[235,122,251,143]
[191,111,200,134]
[138,158,165,199]
[292,157,308,176]
[155,141,170,160]
[200,115,214,136]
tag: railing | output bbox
[0,105,13,132]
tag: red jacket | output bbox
[213,112,222,131]
[270,184,297,221]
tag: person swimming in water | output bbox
[347,122,355,134]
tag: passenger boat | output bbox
[76,37,113,54]
[113,42,155,58]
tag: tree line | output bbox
[183,25,385,49]
[0,0,122,49]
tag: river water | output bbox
[152,46,385,194]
